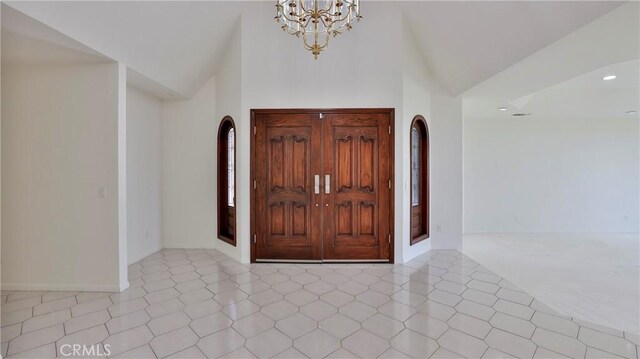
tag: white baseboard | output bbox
[402,241,432,263]
[162,244,216,249]
[1,282,123,292]
[431,244,463,251]
[163,241,243,262]
[214,241,242,263]
[163,243,242,262]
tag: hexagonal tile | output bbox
[294,329,340,358]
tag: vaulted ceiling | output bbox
[3,1,246,97]
[399,1,624,96]
[1,5,109,65]
[465,59,640,121]
[462,1,639,121]
[2,1,634,100]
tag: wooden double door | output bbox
[251,109,394,262]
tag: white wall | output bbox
[402,22,464,261]
[161,77,218,250]
[1,62,125,291]
[401,22,428,262]
[464,116,640,233]
[214,24,242,260]
[430,96,463,247]
[1,4,3,289]
[160,25,242,260]
[117,63,128,290]
[127,86,162,263]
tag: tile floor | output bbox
[1,249,638,359]
[462,233,640,333]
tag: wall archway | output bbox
[410,115,429,245]
[218,116,236,246]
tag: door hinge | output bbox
[254,234,257,243]
[388,234,391,243]
[388,125,391,134]
[253,180,257,189]
[388,180,392,189]
[253,126,256,135]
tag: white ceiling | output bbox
[1,5,109,65]
[464,1,639,122]
[4,1,246,97]
[465,59,640,121]
[464,1,639,100]
[2,1,634,101]
[400,1,624,96]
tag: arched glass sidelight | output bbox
[410,115,429,245]
[218,116,236,246]
[227,128,235,207]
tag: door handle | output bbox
[325,175,330,194]
[314,175,320,194]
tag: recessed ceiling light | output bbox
[627,110,637,115]
[602,75,617,81]
[498,107,508,111]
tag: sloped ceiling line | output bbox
[3,1,631,102]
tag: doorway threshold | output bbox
[255,259,390,263]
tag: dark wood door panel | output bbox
[332,126,379,248]
[255,113,322,260]
[322,113,391,260]
[252,109,393,262]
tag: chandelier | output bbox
[275,0,362,59]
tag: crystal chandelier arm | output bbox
[302,26,330,51]
[279,14,308,28]
[319,0,334,13]
[299,1,334,26]
[276,0,310,25]
[277,3,311,36]
[321,3,360,31]
[278,0,359,32]
[298,0,310,14]
[277,5,304,24]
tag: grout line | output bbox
[4,249,635,359]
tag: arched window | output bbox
[218,116,236,246]
[410,115,429,245]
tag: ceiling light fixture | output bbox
[512,113,531,117]
[275,0,362,59]
[602,75,617,81]
[498,107,508,111]
[627,110,637,115]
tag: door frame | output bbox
[250,108,395,263]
